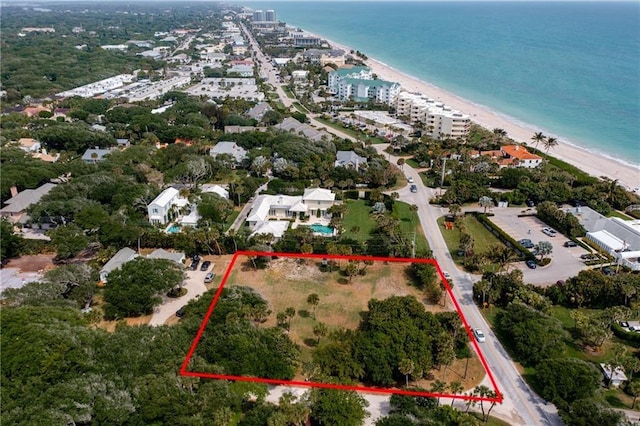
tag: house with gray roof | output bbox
[0,183,56,223]
[82,147,115,164]
[246,102,272,120]
[275,117,328,142]
[335,151,367,169]
[147,248,185,265]
[100,247,137,282]
[209,142,248,165]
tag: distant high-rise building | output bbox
[253,10,265,22]
[265,10,277,22]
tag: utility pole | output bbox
[440,157,447,196]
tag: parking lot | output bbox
[487,207,590,285]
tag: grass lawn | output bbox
[406,158,421,168]
[341,200,377,242]
[224,210,241,230]
[437,214,506,270]
[313,117,387,144]
[341,200,429,253]
[292,102,309,113]
[393,201,430,253]
[603,388,637,410]
[282,87,295,99]
[608,210,634,220]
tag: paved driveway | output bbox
[487,207,590,285]
[149,262,211,326]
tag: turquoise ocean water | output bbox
[242,1,640,168]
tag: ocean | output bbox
[242,1,640,168]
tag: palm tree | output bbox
[449,381,464,407]
[430,380,448,406]
[307,293,320,318]
[629,380,640,409]
[542,136,558,152]
[313,322,328,345]
[531,132,546,149]
[488,244,518,272]
[398,358,415,387]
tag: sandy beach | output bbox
[320,37,639,191]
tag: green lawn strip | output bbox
[608,210,634,220]
[406,158,420,168]
[313,117,386,144]
[224,210,241,230]
[342,200,378,242]
[292,102,309,113]
[282,87,295,99]
[437,215,505,269]
[393,201,430,253]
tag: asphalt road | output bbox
[241,25,563,425]
[380,146,563,425]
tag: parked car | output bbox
[176,306,187,318]
[204,272,215,283]
[525,260,537,269]
[407,176,414,183]
[542,227,557,237]
[564,241,578,248]
[580,253,596,260]
[518,239,535,249]
[473,329,486,343]
[190,260,200,271]
[602,267,616,276]
[526,200,536,207]
[410,185,418,193]
[200,260,211,271]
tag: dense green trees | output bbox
[0,218,23,262]
[496,303,568,366]
[104,258,185,319]
[308,388,369,426]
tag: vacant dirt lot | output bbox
[4,254,55,273]
[220,256,484,390]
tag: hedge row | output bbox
[473,212,536,261]
[611,323,640,347]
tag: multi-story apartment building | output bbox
[395,92,470,140]
[328,66,399,105]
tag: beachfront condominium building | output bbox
[328,66,373,92]
[253,10,265,22]
[336,78,401,106]
[395,92,470,140]
[328,66,400,106]
[265,10,277,22]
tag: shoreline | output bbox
[308,33,639,191]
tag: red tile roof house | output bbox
[471,145,542,169]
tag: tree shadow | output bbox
[298,309,310,318]
[337,277,349,285]
[303,338,318,348]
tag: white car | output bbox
[473,329,486,343]
[443,271,451,280]
[407,176,414,183]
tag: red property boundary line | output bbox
[179,251,503,404]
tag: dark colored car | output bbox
[564,241,578,248]
[200,260,211,271]
[581,253,597,260]
[191,254,201,262]
[518,239,535,249]
[410,185,418,193]
[190,260,200,271]
[602,267,616,276]
[526,200,535,207]
[176,306,187,318]
[525,260,537,269]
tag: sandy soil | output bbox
[4,254,55,273]
[318,36,640,191]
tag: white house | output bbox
[100,247,137,282]
[246,188,336,238]
[577,206,640,271]
[147,187,189,225]
[201,184,229,199]
[17,138,41,153]
[600,364,628,388]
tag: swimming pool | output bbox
[166,224,181,234]
[310,224,334,235]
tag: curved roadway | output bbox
[243,21,562,426]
